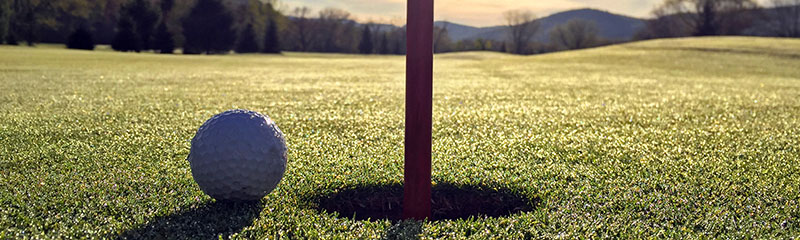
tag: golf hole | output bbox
[314,183,540,221]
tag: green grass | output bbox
[1,36,799,239]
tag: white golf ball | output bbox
[188,109,287,201]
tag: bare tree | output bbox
[770,0,800,37]
[635,6,693,39]
[317,8,351,52]
[264,0,290,16]
[504,10,539,54]
[433,22,451,53]
[652,0,760,36]
[291,6,315,51]
[549,19,600,50]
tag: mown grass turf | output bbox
[1,36,799,239]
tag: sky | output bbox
[280,0,664,27]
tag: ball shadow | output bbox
[116,201,264,240]
[314,183,539,221]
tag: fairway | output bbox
[1,37,800,238]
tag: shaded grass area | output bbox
[117,201,264,240]
[1,37,799,238]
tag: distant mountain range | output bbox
[435,8,646,42]
[285,8,646,42]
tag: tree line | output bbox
[0,0,284,53]
[498,0,800,55]
[0,0,798,55]
[637,0,800,39]
[0,0,404,54]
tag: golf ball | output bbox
[188,109,287,201]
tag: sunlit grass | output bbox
[1,36,799,238]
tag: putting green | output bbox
[1,37,799,238]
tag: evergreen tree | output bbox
[262,20,281,54]
[379,33,389,54]
[6,32,17,45]
[67,27,95,50]
[183,0,236,54]
[153,22,174,54]
[15,0,37,46]
[112,17,141,52]
[153,0,175,54]
[0,0,10,44]
[235,23,259,53]
[392,37,403,55]
[123,0,159,50]
[161,0,175,15]
[5,9,17,46]
[358,25,373,54]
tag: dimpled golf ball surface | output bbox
[188,109,287,201]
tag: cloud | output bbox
[282,0,666,26]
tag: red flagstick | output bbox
[404,0,433,220]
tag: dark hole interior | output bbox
[314,183,539,221]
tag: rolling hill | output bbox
[436,8,645,42]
